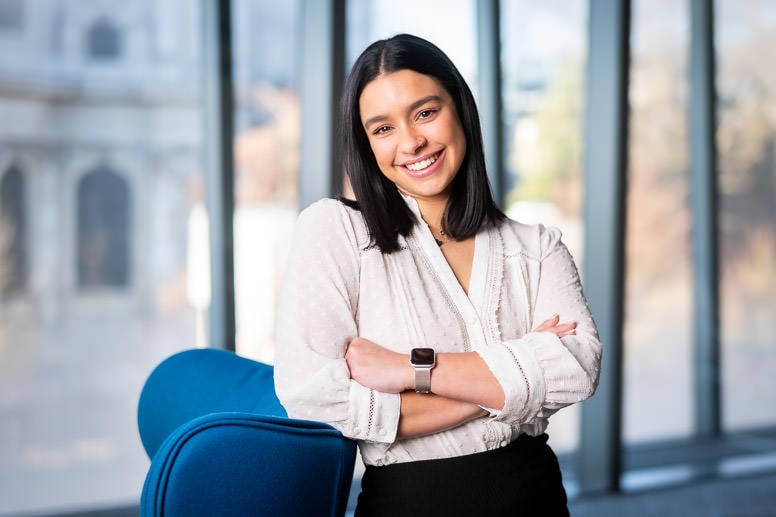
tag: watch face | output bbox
[411,348,435,366]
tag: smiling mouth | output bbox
[404,152,440,172]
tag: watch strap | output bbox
[415,367,432,394]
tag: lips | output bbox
[406,152,440,171]
[400,150,443,178]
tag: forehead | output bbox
[359,69,450,117]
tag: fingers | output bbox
[534,314,560,332]
[533,315,577,337]
[554,321,577,337]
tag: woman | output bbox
[274,34,601,516]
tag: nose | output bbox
[399,128,427,154]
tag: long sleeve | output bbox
[476,225,602,424]
[273,200,401,443]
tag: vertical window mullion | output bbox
[202,0,236,351]
[477,0,504,204]
[300,0,346,208]
[578,0,631,495]
[689,0,721,438]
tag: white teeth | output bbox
[406,153,439,171]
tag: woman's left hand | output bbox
[534,314,577,337]
[345,337,412,393]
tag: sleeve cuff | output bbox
[522,331,598,404]
[476,338,547,423]
[348,381,400,443]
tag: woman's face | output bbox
[359,69,466,205]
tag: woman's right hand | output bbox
[345,337,413,394]
[533,314,577,337]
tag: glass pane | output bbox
[0,2,207,514]
[624,0,693,444]
[0,0,23,30]
[501,0,588,455]
[231,0,301,363]
[347,0,477,86]
[716,0,776,431]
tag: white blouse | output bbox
[274,195,602,467]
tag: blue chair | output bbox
[137,348,357,517]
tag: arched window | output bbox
[87,17,121,60]
[0,165,26,297]
[77,167,130,288]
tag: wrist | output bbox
[405,355,414,391]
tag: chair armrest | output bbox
[141,412,357,517]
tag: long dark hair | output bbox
[339,33,504,253]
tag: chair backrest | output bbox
[137,348,287,459]
[141,412,357,517]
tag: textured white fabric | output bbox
[274,195,601,466]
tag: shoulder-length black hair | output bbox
[339,33,504,253]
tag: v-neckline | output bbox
[419,219,489,310]
[402,193,489,314]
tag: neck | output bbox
[415,197,448,230]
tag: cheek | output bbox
[370,141,394,167]
[458,131,467,155]
[451,124,467,156]
[437,115,465,146]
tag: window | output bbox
[623,0,693,445]
[347,0,477,86]
[716,0,776,431]
[0,164,26,296]
[87,17,121,60]
[501,0,588,458]
[0,2,207,513]
[231,0,302,363]
[77,167,130,288]
[0,0,23,30]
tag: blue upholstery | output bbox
[138,348,288,459]
[137,349,357,517]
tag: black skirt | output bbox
[354,433,569,517]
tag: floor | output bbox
[31,429,776,517]
[35,470,776,517]
[569,472,776,516]
[337,428,776,516]
[341,473,776,517]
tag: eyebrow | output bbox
[362,95,443,130]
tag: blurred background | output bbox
[0,0,774,515]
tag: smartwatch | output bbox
[409,348,436,394]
